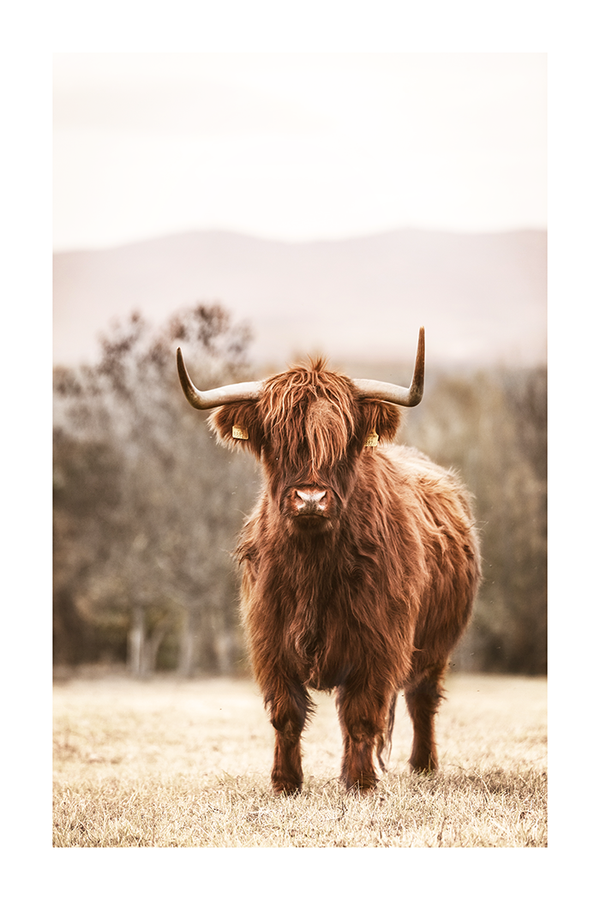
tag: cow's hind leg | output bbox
[267,681,313,795]
[336,686,393,793]
[404,663,446,774]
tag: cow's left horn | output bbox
[176,348,264,409]
[352,327,425,407]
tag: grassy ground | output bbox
[53,673,546,848]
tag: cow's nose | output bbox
[295,489,327,512]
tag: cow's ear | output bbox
[208,401,264,457]
[359,400,402,446]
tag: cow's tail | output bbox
[376,691,399,774]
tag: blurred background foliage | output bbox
[53,303,546,677]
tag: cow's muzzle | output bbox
[284,486,336,530]
[293,489,328,515]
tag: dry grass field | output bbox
[52,672,546,849]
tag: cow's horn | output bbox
[176,348,264,409]
[352,327,425,407]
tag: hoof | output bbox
[343,774,379,795]
[272,779,302,796]
[409,759,438,775]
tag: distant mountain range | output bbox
[53,228,546,375]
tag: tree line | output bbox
[53,303,546,676]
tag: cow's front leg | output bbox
[266,681,312,795]
[335,685,392,793]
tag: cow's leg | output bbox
[336,686,393,793]
[266,681,313,795]
[404,663,446,773]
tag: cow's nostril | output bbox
[296,489,327,503]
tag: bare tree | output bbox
[53,303,258,675]
[402,366,547,673]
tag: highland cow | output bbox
[177,329,480,794]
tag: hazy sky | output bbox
[53,53,546,251]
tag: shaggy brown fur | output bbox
[209,359,481,794]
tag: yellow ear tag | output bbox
[365,429,379,447]
[232,424,249,440]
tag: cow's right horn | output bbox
[176,348,264,409]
